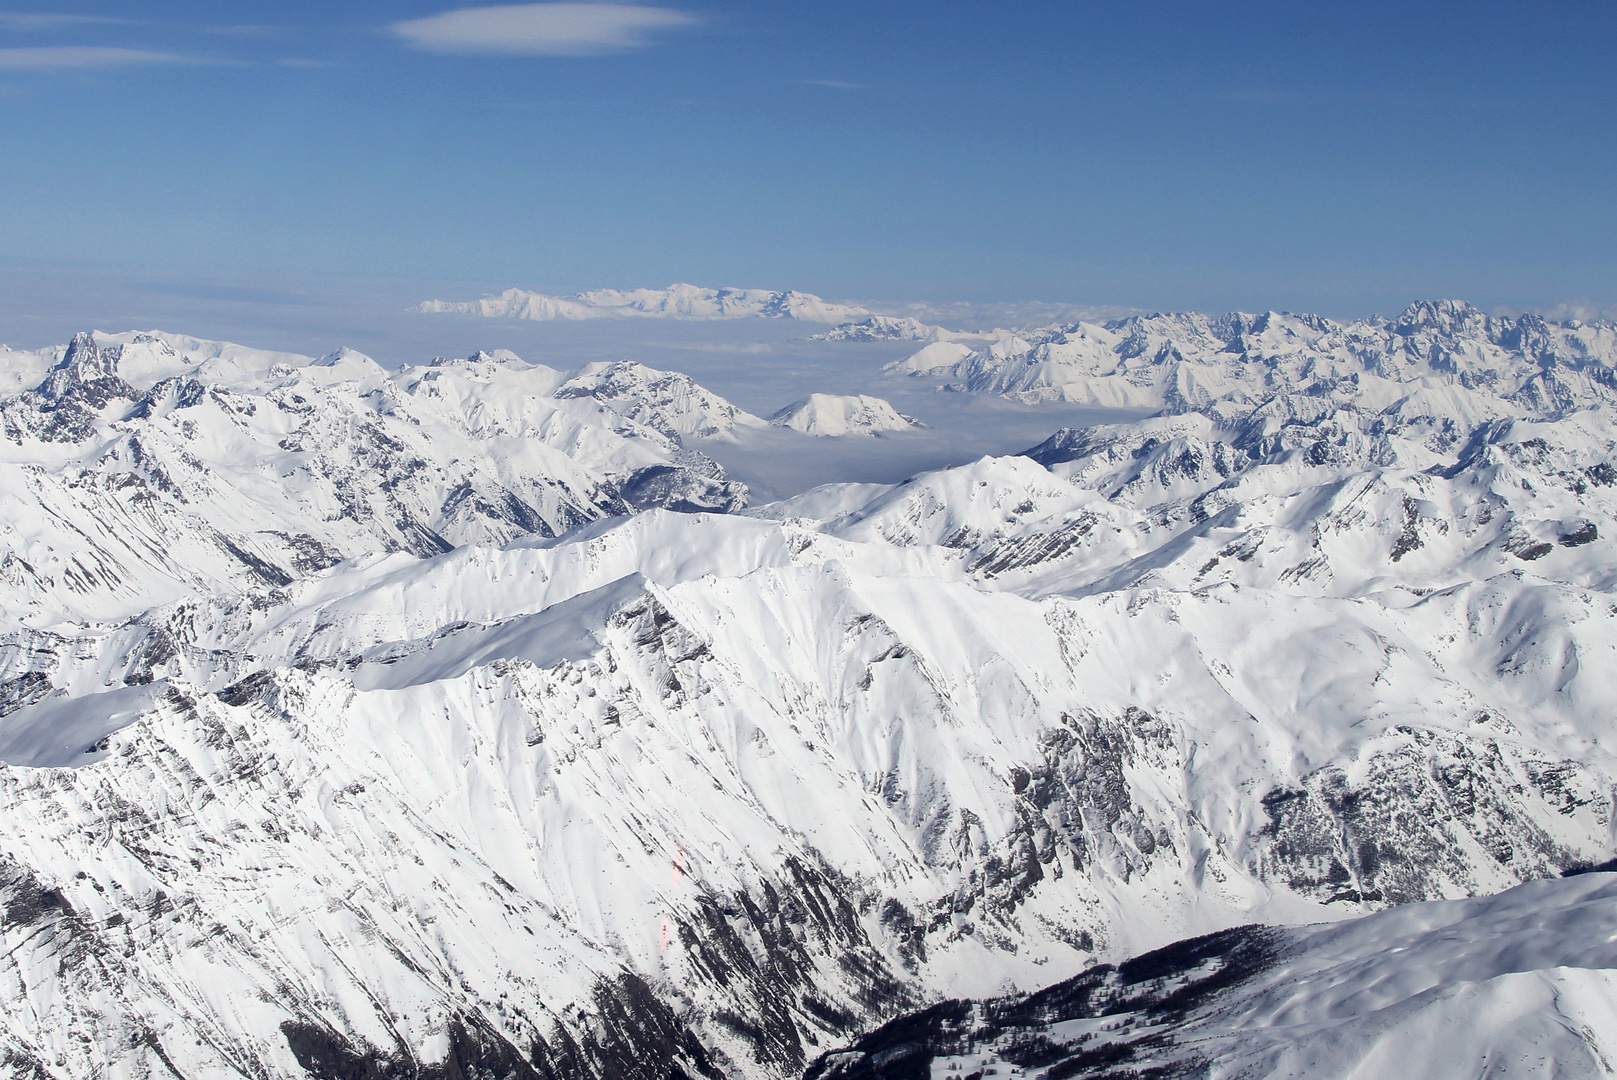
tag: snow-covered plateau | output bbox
[0,299,1614,1080]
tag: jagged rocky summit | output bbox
[0,300,1613,1080]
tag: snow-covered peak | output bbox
[0,330,280,399]
[96,330,314,389]
[0,342,61,396]
[306,346,388,384]
[768,393,922,436]
[410,348,553,381]
[885,339,978,374]
[415,283,874,322]
[1393,297,1491,335]
[0,334,761,624]
[814,315,954,342]
[31,331,130,401]
[4,382,1612,1076]
[553,359,767,442]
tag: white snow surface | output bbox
[416,283,873,323]
[554,359,769,441]
[0,302,1613,1079]
[769,394,922,436]
[830,872,1617,1079]
[1204,873,1617,1079]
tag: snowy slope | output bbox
[0,303,1613,1080]
[768,394,922,436]
[1,473,1610,1078]
[0,342,64,395]
[416,284,873,322]
[807,870,1617,1080]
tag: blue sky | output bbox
[0,0,1614,318]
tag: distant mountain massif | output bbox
[0,300,1613,1079]
[415,283,873,323]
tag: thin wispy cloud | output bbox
[798,79,861,91]
[0,46,210,70]
[392,3,697,57]
[0,12,286,40]
[0,13,131,31]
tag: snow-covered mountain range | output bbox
[0,300,1613,1080]
[416,284,873,323]
[894,299,1617,418]
[0,334,764,628]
